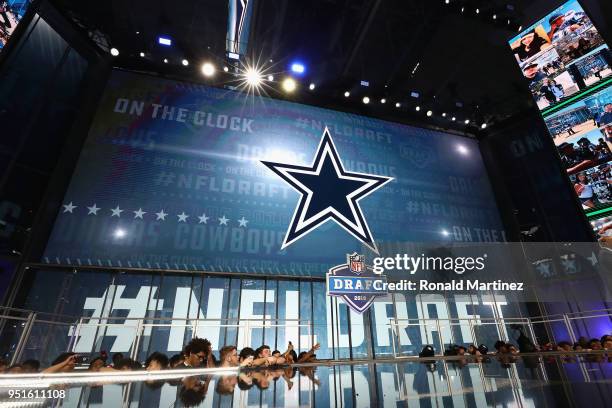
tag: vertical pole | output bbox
[10,312,36,365]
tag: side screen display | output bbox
[0,1,32,50]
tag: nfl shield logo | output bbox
[348,253,365,274]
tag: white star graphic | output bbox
[86,204,100,215]
[177,212,189,222]
[156,210,167,221]
[198,213,209,224]
[63,202,77,213]
[133,208,146,219]
[238,217,249,227]
[218,215,229,225]
[110,206,123,217]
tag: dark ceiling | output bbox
[50,0,612,132]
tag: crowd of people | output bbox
[0,338,321,375]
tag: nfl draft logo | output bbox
[327,253,388,314]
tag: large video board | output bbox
[42,70,504,276]
[0,1,32,50]
[509,0,612,236]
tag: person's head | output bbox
[112,353,124,366]
[559,142,575,154]
[549,14,565,28]
[286,350,298,364]
[557,341,572,352]
[7,364,24,373]
[256,345,271,359]
[115,358,142,371]
[51,352,76,372]
[88,357,106,371]
[521,32,535,46]
[21,359,40,373]
[179,376,208,406]
[216,375,238,395]
[494,340,506,352]
[577,137,591,148]
[589,338,603,350]
[605,103,612,113]
[577,172,587,183]
[522,63,540,79]
[219,345,239,367]
[239,347,256,363]
[456,346,466,356]
[507,344,519,355]
[272,350,281,357]
[467,344,478,355]
[183,337,212,368]
[145,352,169,371]
[168,353,184,368]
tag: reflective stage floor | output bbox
[1,354,612,407]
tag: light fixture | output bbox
[201,62,215,77]
[223,66,229,72]
[362,96,370,104]
[245,67,262,87]
[452,116,456,121]
[228,52,240,60]
[267,75,274,81]
[110,48,119,56]
[139,52,145,57]
[114,228,126,238]
[282,77,297,93]
[518,25,523,32]
[380,98,386,104]
[395,102,401,108]
[344,91,350,97]
[163,58,168,64]
[457,145,469,155]
[426,110,432,117]
[461,7,464,13]
[481,123,487,129]
[475,8,480,14]
[415,106,420,111]
[182,59,189,66]
[492,14,497,20]
[441,229,450,237]
[158,36,172,46]
[309,83,315,90]
[445,0,449,3]
[442,112,447,117]
[290,62,305,74]
[464,119,470,124]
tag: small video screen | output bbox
[509,0,607,111]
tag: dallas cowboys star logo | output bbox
[261,127,393,253]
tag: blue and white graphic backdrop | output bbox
[43,70,504,276]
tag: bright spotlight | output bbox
[223,66,229,72]
[362,96,370,104]
[445,0,449,3]
[457,145,469,155]
[442,112,447,117]
[201,62,215,77]
[481,123,487,129]
[451,116,456,121]
[158,36,172,46]
[163,58,168,64]
[518,25,523,32]
[441,229,450,237]
[464,119,470,124]
[110,48,119,56]
[380,98,386,104]
[426,110,433,117]
[114,228,126,238]
[291,62,305,74]
[309,83,315,90]
[139,52,145,57]
[344,91,350,97]
[492,14,497,20]
[267,75,274,81]
[245,68,262,87]
[182,59,189,66]
[282,77,297,93]
[415,106,420,111]
[475,8,480,14]
[395,102,401,108]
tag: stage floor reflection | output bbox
[5,354,612,407]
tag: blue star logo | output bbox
[262,128,393,253]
